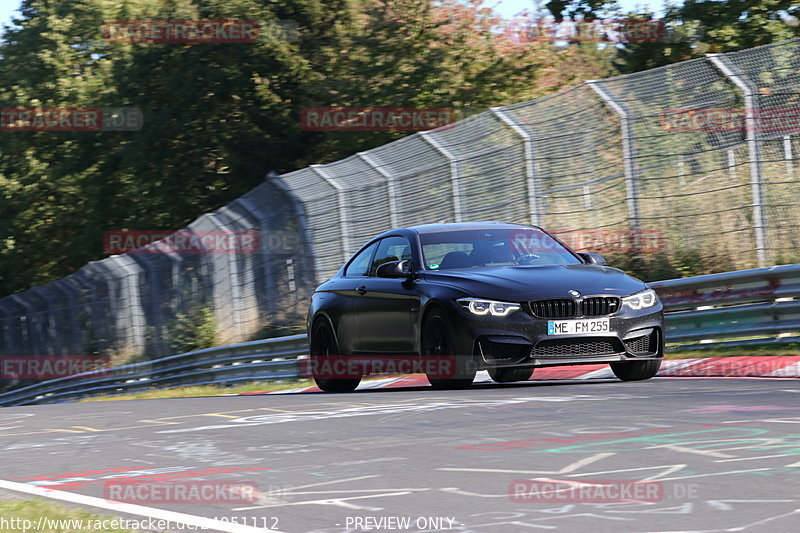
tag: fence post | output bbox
[357,152,399,228]
[53,279,84,355]
[236,197,278,320]
[587,80,641,229]
[265,173,320,289]
[784,135,795,179]
[31,287,56,355]
[205,213,245,341]
[11,296,34,354]
[490,107,541,226]
[707,53,769,267]
[102,255,146,356]
[310,165,352,263]
[0,302,21,355]
[419,131,464,222]
[0,305,9,355]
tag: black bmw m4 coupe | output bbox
[307,222,664,392]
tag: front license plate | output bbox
[547,318,610,335]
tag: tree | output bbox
[614,1,800,73]
[0,0,613,297]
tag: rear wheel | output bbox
[422,308,475,389]
[488,367,534,383]
[610,359,661,381]
[309,319,361,392]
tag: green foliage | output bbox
[603,247,724,282]
[0,0,613,298]
[167,304,217,353]
[667,0,800,52]
[614,0,800,73]
[544,0,619,21]
[532,0,800,73]
[10,0,793,292]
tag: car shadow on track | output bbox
[265,377,624,396]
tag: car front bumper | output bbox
[443,300,664,370]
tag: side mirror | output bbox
[579,252,607,266]
[376,260,413,279]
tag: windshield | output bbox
[420,228,582,270]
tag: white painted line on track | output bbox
[574,367,615,379]
[0,478,282,533]
[474,370,493,384]
[355,377,406,389]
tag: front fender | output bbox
[415,281,474,356]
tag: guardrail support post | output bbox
[357,152,399,228]
[420,131,464,223]
[587,80,641,230]
[311,165,352,263]
[490,107,541,226]
[707,53,769,267]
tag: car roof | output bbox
[405,221,538,235]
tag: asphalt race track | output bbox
[0,377,798,533]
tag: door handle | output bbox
[356,285,368,295]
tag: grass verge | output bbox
[79,379,316,402]
[0,499,138,532]
[666,342,800,359]
[77,345,800,402]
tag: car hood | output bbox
[423,264,647,301]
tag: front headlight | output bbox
[458,298,520,317]
[622,289,658,310]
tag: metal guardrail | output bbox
[1,265,798,407]
[651,264,800,348]
[0,335,308,407]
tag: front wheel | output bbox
[488,367,534,383]
[422,308,476,390]
[610,359,661,381]
[309,319,361,392]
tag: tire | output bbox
[422,307,476,390]
[610,359,662,381]
[309,318,361,392]
[488,367,534,383]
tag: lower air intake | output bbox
[532,338,619,358]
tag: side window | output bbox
[369,236,412,277]
[345,242,378,277]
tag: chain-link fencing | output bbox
[1,38,799,368]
